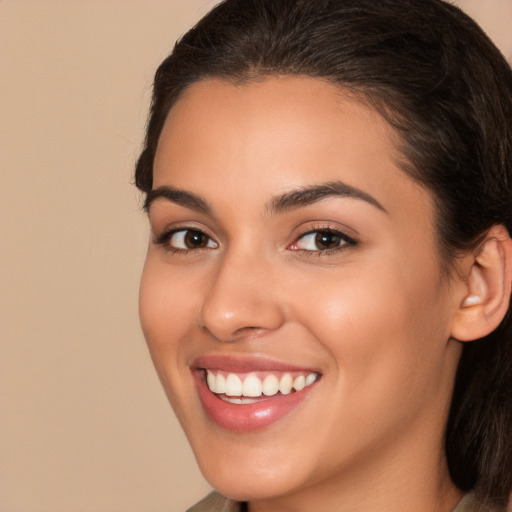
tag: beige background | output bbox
[1,1,511,511]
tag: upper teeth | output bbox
[206,370,318,397]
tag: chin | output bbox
[200,459,306,502]
[189,429,311,502]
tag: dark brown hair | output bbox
[135,0,512,508]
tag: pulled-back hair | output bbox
[135,0,512,508]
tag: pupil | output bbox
[315,232,340,249]
[185,230,207,248]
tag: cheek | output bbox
[139,257,206,429]
[138,257,198,380]
[289,253,452,416]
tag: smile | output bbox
[192,357,321,431]
[206,370,318,403]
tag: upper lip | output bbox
[191,354,320,374]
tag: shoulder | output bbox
[453,493,504,512]
[186,491,244,512]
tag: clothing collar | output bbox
[188,490,495,512]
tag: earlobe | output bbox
[451,225,512,342]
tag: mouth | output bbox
[206,369,318,403]
[192,356,321,432]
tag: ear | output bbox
[451,225,512,342]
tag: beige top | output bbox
[186,491,500,512]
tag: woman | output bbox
[135,0,512,510]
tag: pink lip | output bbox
[192,354,318,373]
[191,355,320,432]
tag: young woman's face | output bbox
[140,77,463,505]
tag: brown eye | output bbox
[184,230,209,248]
[167,229,218,250]
[314,231,343,250]
[291,229,356,253]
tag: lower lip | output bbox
[194,371,315,432]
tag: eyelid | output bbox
[172,229,217,248]
[288,224,358,253]
[153,224,219,252]
[152,219,212,240]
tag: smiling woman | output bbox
[135,1,512,511]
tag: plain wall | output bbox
[1,1,511,511]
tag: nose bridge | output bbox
[198,245,284,341]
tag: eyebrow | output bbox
[269,180,387,214]
[145,180,387,216]
[145,186,212,215]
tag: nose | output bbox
[198,250,285,342]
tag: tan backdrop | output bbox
[1,1,511,511]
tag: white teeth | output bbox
[205,370,227,394]
[279,373,293,395]
[242,374,263,397]
[221,396,262,404]
[216,373,226,394]
[293,375,306,391]
[207,370,216,391]
[306,373,317,386]
[225,374,243,396]
[262,374,279,396]
[206,370,319,397]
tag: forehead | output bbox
[153,76,433,224]
[157,76,391,151]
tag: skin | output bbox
[139,77,467,511]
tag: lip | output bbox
[192,355,320,432]
[192,354,319,373]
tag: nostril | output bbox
[236,326,263,334]
[198,294,285,342]
[197,264,285,341]
[201,324,273,342]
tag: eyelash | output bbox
[155,228,218,254]
[290,226,358,256]
[154,226,358,255]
